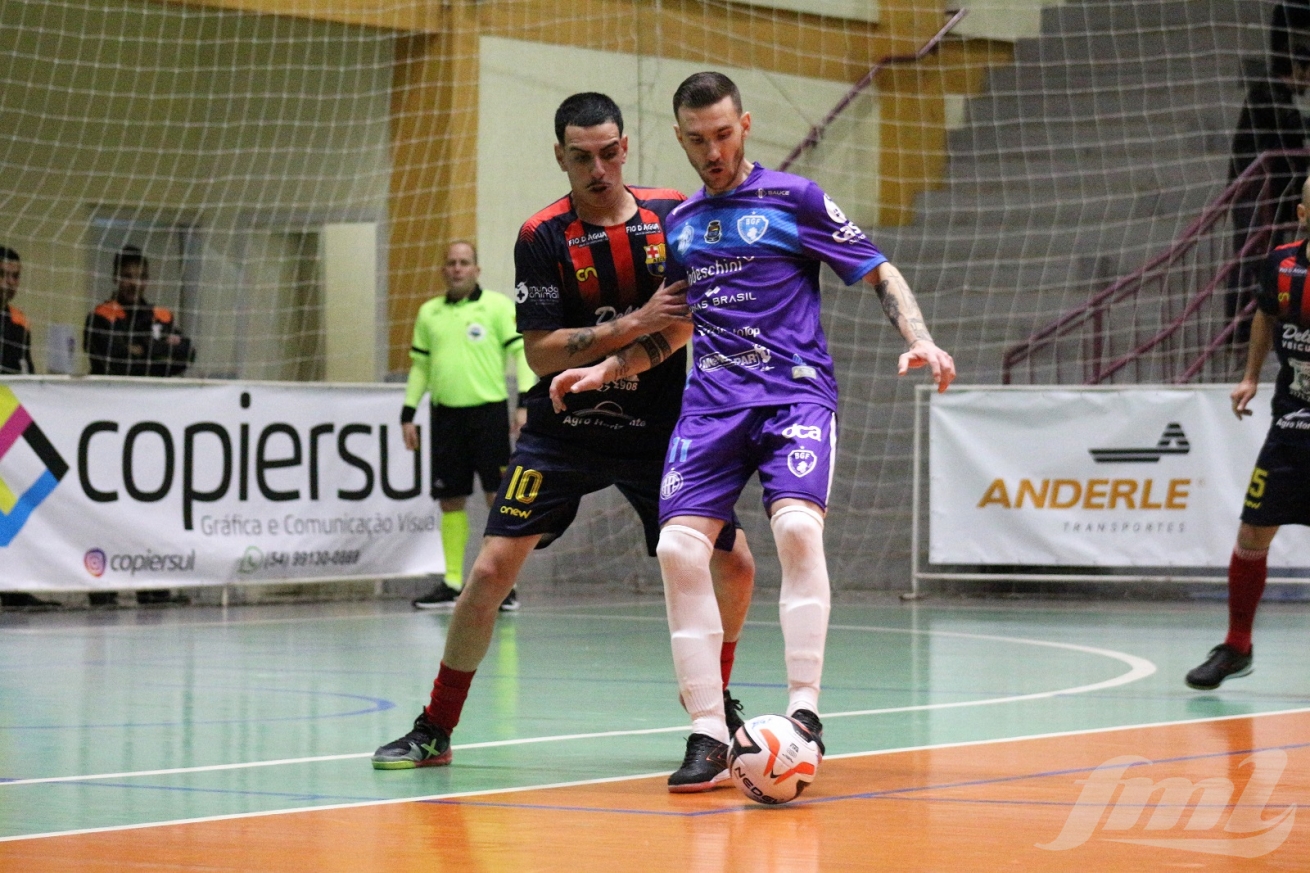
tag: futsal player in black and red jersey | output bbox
[1187,176,1310,689]
[373,93,756,770]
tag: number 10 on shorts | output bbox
[505,466,543,504]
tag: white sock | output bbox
[658,524,727,743]
[771,505,830,716]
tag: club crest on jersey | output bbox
[737,214,769,244]
[466,323,486,341]
[645,243,667,276]
[787,449,819,477]
[704,220,723,243]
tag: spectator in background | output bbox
[0,245,58,611]
[84,245,193,377]
[1226,45,1310,341]
[402,240,534,611]
[0,246,35,375]
[83,245,192,607]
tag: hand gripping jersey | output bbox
[514,186,687,457]
[1258,240,1310,422]
[663,164,886,415]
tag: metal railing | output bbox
[1001,150,1308,385]
[779,10,968,172]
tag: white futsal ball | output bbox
[727,714,822,805]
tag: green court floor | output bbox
[1,593,1307,839]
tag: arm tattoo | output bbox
[635,333,673,368]
[876,278,932,344]
[565,328,595,357]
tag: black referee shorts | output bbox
[485,430,737,556]
[428,401,512,500]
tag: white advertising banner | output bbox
[0,378,443,590]
[928,386,1310,569]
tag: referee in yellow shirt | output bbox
[402,241,536,610]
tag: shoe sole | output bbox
[371,749,453,770]
[667,769,729,793]
[498,603,520,612]
[1185,664,1253,691]
[412,602,458,611]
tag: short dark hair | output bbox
[672,71,742,116]
[114,245,148,278]
[0,246,19,263]
[554,92,624,144]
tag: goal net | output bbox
[0,0,1279,591]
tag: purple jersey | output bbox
[663,164,886,414]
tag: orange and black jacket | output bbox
[84,299,194,377]
[0,304,34,374]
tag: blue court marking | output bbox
[423,737,1310,819]
[18,780,384,805]
[0,687,394,731]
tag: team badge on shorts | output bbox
[787,449,818,477]
[661,470,684,498]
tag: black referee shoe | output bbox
[412,583,460,610]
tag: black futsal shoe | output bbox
[498,588,520,612]
[412,583,460,610]
[668,733,729,793]
[1186,644,1253,690]
[789,708,826,756]
[371,712,452,769]
[724,689,746,735]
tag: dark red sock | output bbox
[1224,547,1268,654]
[424,663,476,733]
[720,640,738,690]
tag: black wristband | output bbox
[400,405,417,424]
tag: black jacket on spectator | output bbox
[84,299,194,377]
[1,303,34,374]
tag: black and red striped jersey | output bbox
[513,186,687,457]
[1257,239,1310,416]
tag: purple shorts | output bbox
[658,404,836,525]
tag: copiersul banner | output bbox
[929,386,1310,568]
[0,378,442,589]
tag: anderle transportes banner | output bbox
[929,386,1310,570]
[0,378,445,590]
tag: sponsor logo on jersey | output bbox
[645,243,667,276]
[782,423,823,441]
[697,345,772,372]
[516,282,559,304]
[831,222,867,244]
[661,469,684,498]
[737,214,769,244]
[1275,407,1310,430]
[1281,322,1310,353]
[787,449,819,477]
[704,220,722,243]
[824,194,848,224]
[633,222,662,234]
[466,323,486,341]
[686,257,752,286]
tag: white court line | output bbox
[6,706,1310,844]
[0,625,1153,788]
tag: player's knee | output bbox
[769,504,825,549]
[657,524,714,571]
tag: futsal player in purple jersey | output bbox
[551,72,955,792]
[372,92,756,772]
